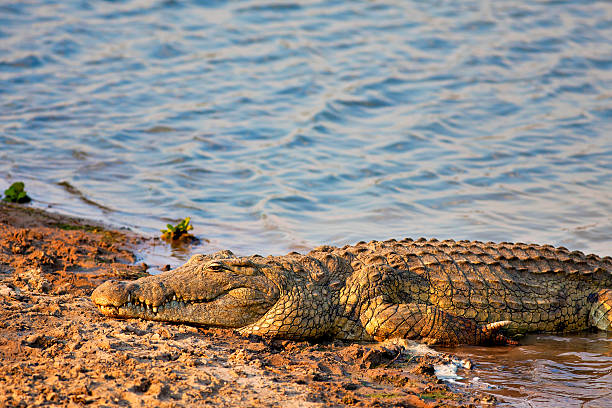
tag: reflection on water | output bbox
[1,0,610,258]
[449,332,612,407]
[1,0,611,405]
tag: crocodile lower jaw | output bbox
[95,286,275,328]
[96,297,203,319]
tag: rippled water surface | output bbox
[450,333,612,407]
[1,0,611,405]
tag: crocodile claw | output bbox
[480,320,518,345]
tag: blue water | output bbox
[1,1,611,404]
[1,0,611,258]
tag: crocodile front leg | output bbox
[363,300,516,346]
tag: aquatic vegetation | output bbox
[3,182,31,203]
[161,217,194,241]
[52,223,100,232]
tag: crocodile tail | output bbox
[589,289,612,331]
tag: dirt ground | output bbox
[0,202,496,407]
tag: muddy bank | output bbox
[0,203,493,407]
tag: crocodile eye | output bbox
[207,261,225,272]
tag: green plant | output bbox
[3,182,31,203]
[161,217,194,241]
[419,390,460,401]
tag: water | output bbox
[1,0,611,404]
[450,333,612,407]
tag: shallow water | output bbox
[1,0,611,405]
[450,332,612,407]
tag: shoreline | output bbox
[0,203,492,407]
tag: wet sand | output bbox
[0,203,494,407]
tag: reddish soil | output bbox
[0,202,494,407]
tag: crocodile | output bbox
[92,238,612,346]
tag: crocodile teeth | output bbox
[172,295,177,301]
[152,306,158,313]
[127,294,131,302]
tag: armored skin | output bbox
[92,238,612,346]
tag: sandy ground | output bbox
[0,202,495,407]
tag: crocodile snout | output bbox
[91,279,136,308]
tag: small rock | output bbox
[131,377,151,393]
[146,381,170,398]
[342,382,359,391]
[359,346,397,368]
[0,284,18,298]
[229,348,250,363]
[463,359,473,370]
[24,334,45,347]
[179,325,198,334]
[411,362,436,376]
[481,394,497,404]
[123,324,146,336]
[45,391,58,402]
[156,327,172,339]
[341,393,358,405]
[48,305,62,317]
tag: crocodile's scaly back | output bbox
[314,238,612,335]
[92,238,612,346]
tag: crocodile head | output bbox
[91,254,280,328]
